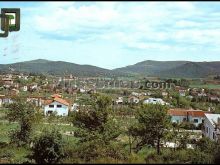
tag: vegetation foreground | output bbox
[0,94,220,164]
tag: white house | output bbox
[203,113,220,142]
[143,98,168,105]
[0,95,13,107]
[168,109,209,127]
[79,88,86,93]
[116,97,123,104]
[44,97,69,116]
[71,103,79,112]
[23,75,28,80]
[179,90,186,97]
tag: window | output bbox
[206,127,208,133]
[213,132,215,140]
[47,110,53,114]
[57,105,62,108]
[194,119,198,123]
[49,105,54,108]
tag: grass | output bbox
[0,109,78,163]
[0,116,77,164]
[0,106,205,163]
[0,122,18,143]
[189,84,220,89]
[34,123,76,134]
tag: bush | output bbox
[145,151,162,164]
[0,141,8,148]
[173,149,191,163]
[180,121,196,130]
[0,150,14,159]
[29,128,66,164]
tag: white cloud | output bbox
[3,1,220,67]
[34,2,119,33]
[175,20,201,28]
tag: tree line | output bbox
[2,94,220,164]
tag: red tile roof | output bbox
[187,111,207,117]
[54,97,69,106]
[168,109,187,116]
[44,97,69,106]
[168,108,212,117]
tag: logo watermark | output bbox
[143,81,175,89]
[58,78,175,90]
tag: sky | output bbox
[1,1,220,69]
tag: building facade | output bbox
[44,97,69,116]
[203,113,220,142]
[168,109,210,127]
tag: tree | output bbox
[179,97,190,108]
[72,94,123,161]
[129,104,171,155]
[213,137,220,163]
[47,111,57,124]
[196,137,216,153]
[178,79,190,87]
[6,98,36,146]
[177,132,190,150]
[33,108,44,124]
[29,128,66,164]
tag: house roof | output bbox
[45,97,69,106]
[205,113,220,127]
[187,111,209,117]
[168,109,211,117]
[0,94,5,98]
[54,97,69,106]
[168,109,187,116]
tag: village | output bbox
[1,72,220,144]
[2,1,220,164]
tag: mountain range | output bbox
[0,59,220,78]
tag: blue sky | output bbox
[1,1,220,69]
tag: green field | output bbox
[189,84,220,89]
[0,108,78,163]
